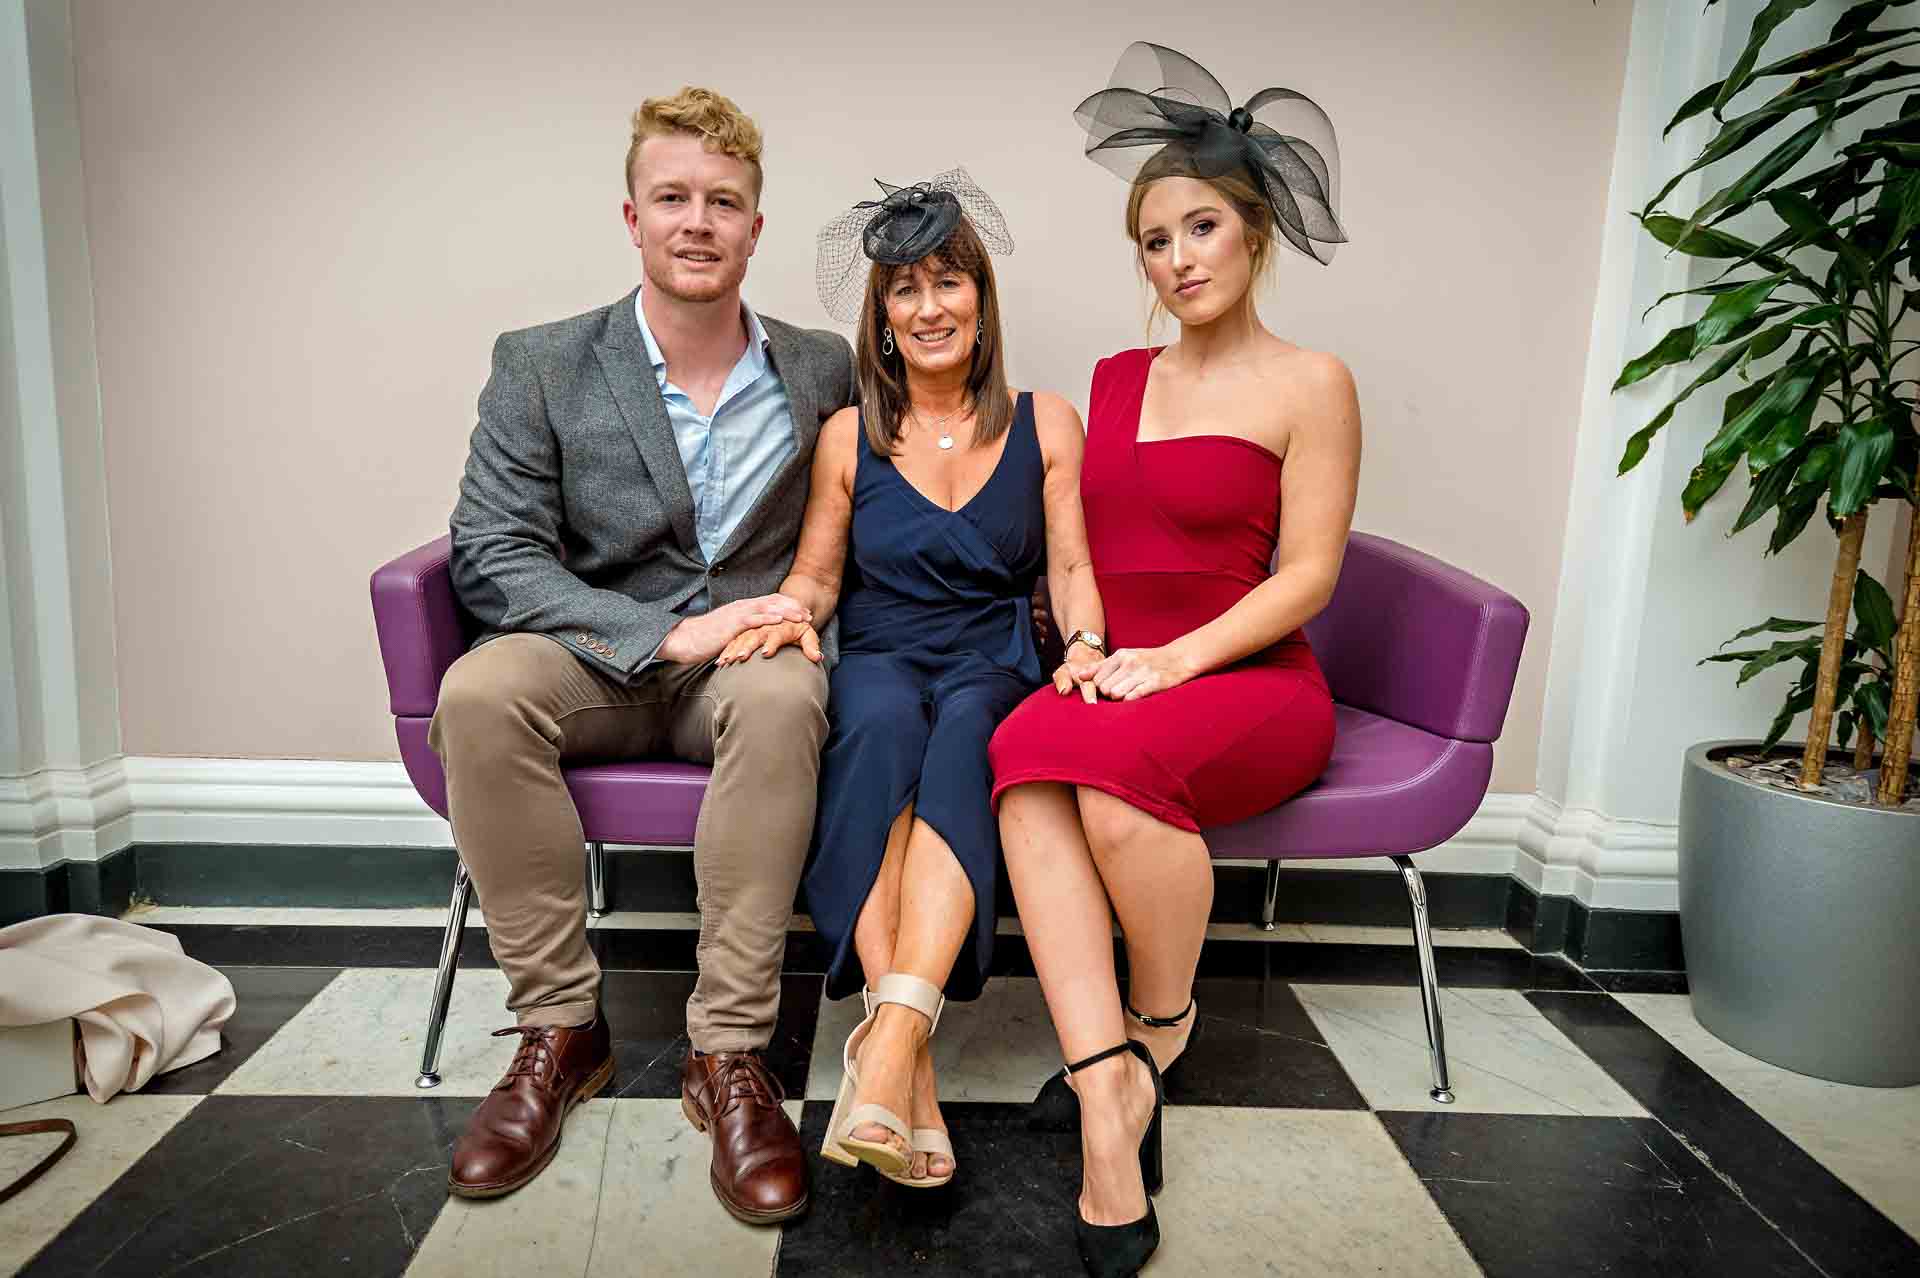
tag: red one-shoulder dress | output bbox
[988,347,1335,832]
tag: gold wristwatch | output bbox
[1064,630,1107,656]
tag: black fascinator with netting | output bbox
[1075,42,1346,264]
[816,167,1014,322]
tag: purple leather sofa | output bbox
[372,531,1528,1098]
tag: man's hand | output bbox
[716,620,823,667]
[658,594,811,665]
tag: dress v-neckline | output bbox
[887,392,1025,515]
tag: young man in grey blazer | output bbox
[430,87,852,1223]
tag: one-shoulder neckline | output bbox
[881,390,1032,516]
[1128,345,1285,467]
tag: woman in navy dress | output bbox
[716,170,1104,1187]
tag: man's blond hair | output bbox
[625,87,765,203]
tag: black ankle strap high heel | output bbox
[1031,999,1198,1134]
[1068,1039,1164,1277]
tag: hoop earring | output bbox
[977,317,984,343]
[882,328,894,356]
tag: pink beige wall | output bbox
[71,0,1634,790]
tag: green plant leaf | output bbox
[1641,215,1783,263]
[1763,682,1819,748]
[1719,616,1821,646]
[1714,0,1822,120]
[1799,440,1839,486]
[1614,325,1699,391]
[1833,2,1918,42]
[1733,460,1801,532]
[1682,457,1741,518]
[1736,637,1823,685]
[1701,360,1823,471]
[1880,166,1920,259]
[1859,677,1893,736]
[1682,114,1831,235]
[1830,416,1897,513]
[1692,273,1790,351]
[1768,479,1826,552]
[1838,708,1858,748]
[1746,396,1818,472]
[1853,569,1899,646]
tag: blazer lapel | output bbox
[595,288,699,556]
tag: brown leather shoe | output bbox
[448,1016,615,1199]
[681,1049,809,1224]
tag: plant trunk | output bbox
[1802,511,1869,788]
[1854,723,1876,769]
[1875,504,1920,805]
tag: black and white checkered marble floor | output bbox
[3,909,1917,1276]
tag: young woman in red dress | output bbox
[986,43,1362,1277]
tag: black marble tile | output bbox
[142,967,342,1095]
[1143,977,1366,1109]
[779,1100,1085,1276]
[18,1095,463,1277]
[1380,1111,1821,1277]
[587,926,842,973]
[598,970,822,1099]
[150,923,497,969]
[1585,969,1690,995]
[1530,991,1920,1276]
[1188,939,1600,991]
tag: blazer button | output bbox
[712,562,725,575]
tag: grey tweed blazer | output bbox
[449,287,855,682]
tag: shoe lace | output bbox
[703,1052,786,1118]
[491,1026,563,1090]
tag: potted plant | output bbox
[1616,0,1920,1086]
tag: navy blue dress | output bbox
[805,391,1047,1002]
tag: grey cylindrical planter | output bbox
[1679,740,1920,1086]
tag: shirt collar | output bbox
[634,289,772,382]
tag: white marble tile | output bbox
[1301,924,1521,950]
[1619,992,1920,1240]
[1297,984,1646,1116]
[404,1098,616,1278]
[1157,1108,1480,1276]
[0,1093,202,1273]
[404,1097,792,1277]
[806,977,1065,1104]
[215,968,520,1096]
[120,904,491,928]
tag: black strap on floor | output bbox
[0,1119,78,1206]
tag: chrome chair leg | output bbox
[1261,860,1282,931]
[1392,854,1454,1103]
[416,859,472,1090]
[587,841,609,919]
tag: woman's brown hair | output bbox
[853,217,1013,456]
[1124,151,1279,334]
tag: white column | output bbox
[1526,0,1899,911]
[0,0,127,870]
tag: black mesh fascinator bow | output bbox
[1075,42,1346,264]
[816,167,1013,322]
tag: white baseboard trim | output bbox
[0,758,131,870]
[1515,793,1680,912]
[2,759,1683,914]
[121,757,452,850]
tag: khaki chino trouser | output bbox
[428,633,828,1050]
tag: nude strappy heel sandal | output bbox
[821,973,946,1180]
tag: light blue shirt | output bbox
[634,292,796,589]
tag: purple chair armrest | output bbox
[371,535,470,718]
[1303,532,1530,744]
